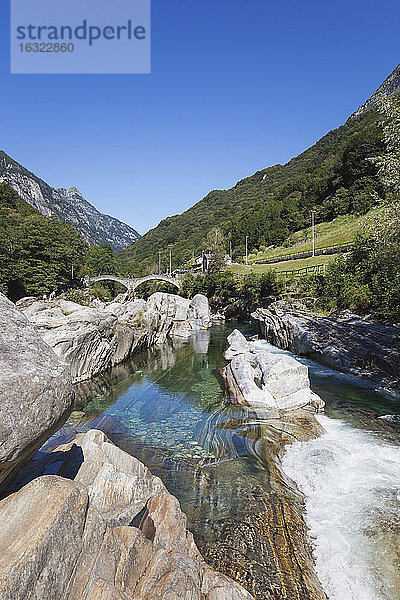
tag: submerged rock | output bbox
[0,292,74,493]
[19,293,211,384]
[251,301,400,394]
[223,329,324,411]
[1,429,252,600]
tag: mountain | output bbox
[121,64,400,274]
[349,63,400,120]
[0,151,140,251]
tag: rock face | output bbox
[1,429,253,600]
[223,329,324,411]
[0,151,140,250]
[20,293,211,384]
[0,292,74,493]
[146,293,211,344]
[349,63,400,120]
[251,302,400,394]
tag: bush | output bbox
[315,203,400,320]
[181,269,282,313]
[64,288,90,306]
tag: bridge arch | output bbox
[88,274,181,293]
[131,275,181,291]
[89,275,132,291]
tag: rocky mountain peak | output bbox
[349,63,400,120]
[0,151,140,251]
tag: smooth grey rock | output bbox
[21,293,211,384]
[225,329,251,360]
[223,329,324,411]
[21,301,148,384]
[15,296,37,309]
[251,302,400,394]
[187,294,211,331]
[0,475,88,600]
[2,429,253,600]
[230,354,271,406]
[0,293,74,492]
[58,299,87,314]
[145,293,211,344]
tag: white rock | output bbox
[224,329,324,411]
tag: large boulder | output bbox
[145,292,191,343]
[251,301,400,394]
[20,293,211,383]
[1,429,253,600]
[223,329,324,411]
[20,299,149,383]
[0,293,74,492]
[145,293,211,344]
[187,294,211,330]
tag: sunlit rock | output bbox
[1,429,253,600]
[0,292,74,492]
[223,329,324,411]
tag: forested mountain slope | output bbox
[121,64,400,274]
[0,151,140,251]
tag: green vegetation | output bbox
[247,210,376,263]
[228,253,338,275]
[0,183,87,300]
[64,288,91,306]
[312,96,400,321]
[181,270,283,313]
[120,103,392,274]
[293,211,400,321]
[0,182,123,301]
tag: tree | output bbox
[370,95,400,198]
[0,183,87,299]
[83,245,117,277]
[206,227,226,273]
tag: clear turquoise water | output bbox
[40,323,400,600]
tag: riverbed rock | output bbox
[187,294,211,330]
[0,292,74,492]
[145,292,191,343]
[251,301,400,394]
[145,293,211,343]
[20,293,211,383]
[1,429,253,600]
[223,329,324,411]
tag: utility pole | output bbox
[168,244,173,276]
[230,240,232,257]
[158,251,162,275]
[245,236,249,266]
[71,264,74,280]
[312,211,316,257]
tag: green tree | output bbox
[83,245,118,276]
[206,227,226,273]
[370,95,400,198]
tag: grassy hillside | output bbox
[120,106,387,274]
[229,253,338,275]
[246,208,380,263]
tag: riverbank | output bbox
[251,301,400,396]
[3,294,399,600]
[18,292,211,383]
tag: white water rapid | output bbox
[281,414,400,600]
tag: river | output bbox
[39,323,400,600]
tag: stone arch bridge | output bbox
[86,274,182,294]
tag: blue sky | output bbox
[1,0,399,234]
